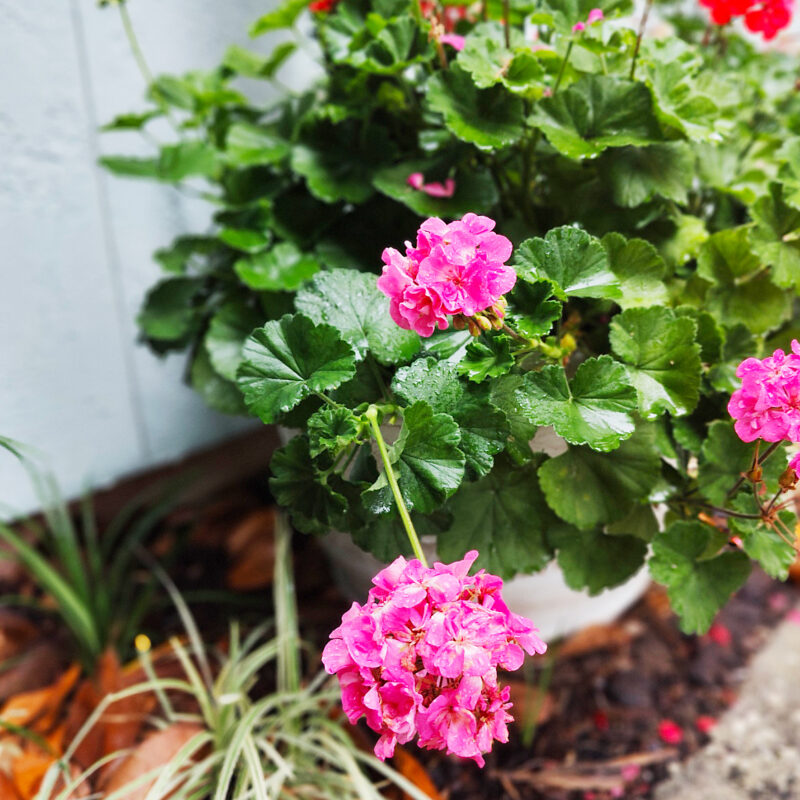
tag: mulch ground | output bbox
[2,475,799,800]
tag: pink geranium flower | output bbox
[323,550,546,766]
[376,214,516,337]
[729,340,800,443]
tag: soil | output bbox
[2,476,799,800]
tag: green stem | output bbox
[553,40,574,95]
[629,0,653,80]
[503,0,511,48]
[117,1,180,133]
[118,1,154,85]
[365,406,428,566]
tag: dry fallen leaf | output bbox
[0,664,80,731]
[0,771,22,799]
[393,746,442,800]
[225,508,276,591]
[99,722,205,799]
[0,640,66,703]
[558,620,643,659]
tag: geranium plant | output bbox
[102,0,800,637]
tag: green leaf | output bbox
[426,66,525,151]
[392,358,508,478]
[515,227,621,301]
[205,300,263,381]
[602,233,669,309]
[295,269,421,365]
[550,526,647,595]
[676,307,723,363]
[237,314,357,423]
[225,122,290,166]
[269,437,348,535]
[222,42,297,78]
[516,356,637,451]
[528,76,661,159]
[639,43,719,141]
[657,213,708,269]
[506,280,562,338]
[234,243,320,292]
[457,27,544,93]
[438,462,554,579]
[101,110,160,131]
[290,124,395,204]
[352,511,449,562]
[156,141,220,181]
[610,307,701,419]
[137,277,202,341]
[307,406,363,457]
[457,334,514,383]
[362,402,465,515]
[347,15,433,74]
[99,155,159,179]
[250,0,308,34]
[698,227,792,334]
[538,427,661,528]
[726,494,795,580]
[533,0,632,32]
[600,143,693,208]
[489,374,539,460]
[606,503,659,541]
[650,521,751,634]
[698,421,784,507]
[218,228,270,254]
[373,159,499,218]
[154,235,219,274]
[751,183,800,291]
[190,345,246,415]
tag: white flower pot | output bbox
[277,425,653,641]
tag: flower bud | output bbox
[467,318,481,336]
[779,466,797,491]
[473,314,492,331]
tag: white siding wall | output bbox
[0,0,317,511]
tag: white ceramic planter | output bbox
[277,425,653,641]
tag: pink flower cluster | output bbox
[376,214,516,337]
[573,7,603,31]
[322,550,546,766]
[700,0,792,39]
[728,340,800,443]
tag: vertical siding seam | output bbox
[67,0,153,461]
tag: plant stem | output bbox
[726,440,781,499]
[118,1,154,85]
[503,0,511,47]
[629,0,653,80]
[365,406,428,566]
[117,1,180,134]
[502,322,528,342]
[553,40,574,95]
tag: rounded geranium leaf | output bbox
[205,300,264,382]
[438,461,554,578]
[609,306,702,419]
[528,76,661,159]
[650,521,751,634]
[296,269,420,365]
[234,242,320,292]
[237,314,357,423]
[514,227,621,301]
[426,66,525,151]
[362,402,465,515]
[517,356,637,451]
[538,426,660,529]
